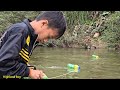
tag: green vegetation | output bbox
[0,11,120,50]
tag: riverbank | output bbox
[0,11,120,50]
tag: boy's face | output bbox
[36,27,59,43]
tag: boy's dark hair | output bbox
[35,11,67,39]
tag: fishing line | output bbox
[41,66,67,69]
[37,64,80,79]
[48,72,73,79]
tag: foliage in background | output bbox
[0,11,120,50]
[0,11,39,32]
[100,11,120,49]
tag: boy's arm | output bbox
[0,31,29,78]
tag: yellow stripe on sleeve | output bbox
[20,51,29,59]
[22,48,29,55]
[19,53,29,62]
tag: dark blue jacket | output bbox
[0,19,38,78]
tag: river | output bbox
[29,47,120,79]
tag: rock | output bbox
[93,32,100,38]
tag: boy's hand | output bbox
[29,69,44,79]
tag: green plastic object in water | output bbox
[92,55,99,59]
[67,64,80,72]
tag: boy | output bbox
[0,11,67,79]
